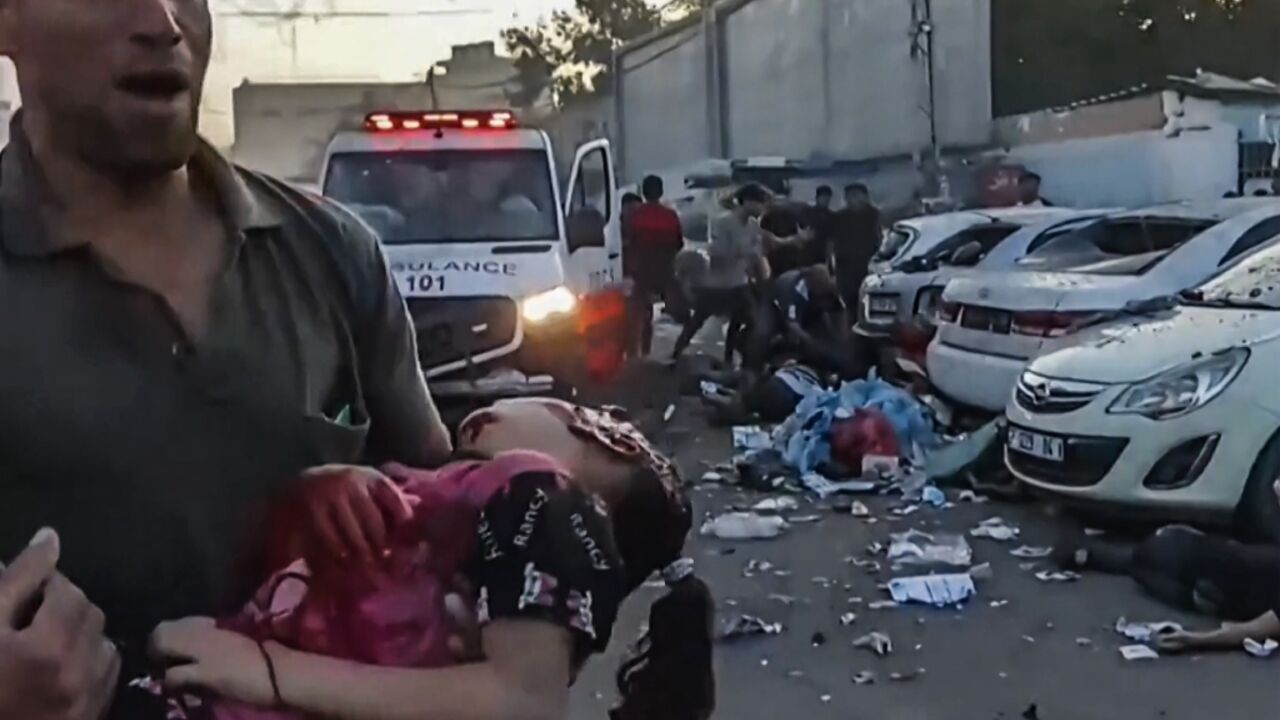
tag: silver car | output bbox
[857,208,1108,339]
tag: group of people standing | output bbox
[621,177,884,382]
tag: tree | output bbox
[503,0,702,106]
[993,0,1280,115]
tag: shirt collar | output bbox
[0,113,283,258]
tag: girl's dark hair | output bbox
[608,465,715,720]
[733,182,770,207]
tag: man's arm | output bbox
[335,209,452,467]
[1158,611,1280,653]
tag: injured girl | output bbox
[143,398,715,720]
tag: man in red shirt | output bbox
[626,175,684,356]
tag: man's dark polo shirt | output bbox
[0,126,440,691]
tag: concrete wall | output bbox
[616,22,710,183]
[994,94,1165,147]
[613,0,993,183]
[1003,125,1239,208]
[539,95,616,181]
[720,0,991,161]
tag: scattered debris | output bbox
[1115,618,1184,643]
[867,542,886,555]
[732,425,771,452]
[801,471,879,498]
[853,631,894,656]
[820,695,832,704]
[719,615,784,642]
[888,573,977,607]
[743,559,775,577]
[699,471,726,484]
[990,599,1010,608]
[969,562,994,581]
[1010,545,1054,559]
[840,612,858,626]
[889,668,924,682]
[1022,704,1040,720]
[887,530,973,568]
[1244,638,1278,658]
[768,594,798,606]
[850,500,872,518]
[868,600,900,610]
[787,514,823,523]
[921,486,947,507]
[663,404,677,423]
[1076,637,1093,646]
[1119,644,1160,661]
[851,671,877,685]
[752,496,799,513]
[1022,635,1037,644]
[845,557,882,574]
[862,454,901,476]
[1034,570,1082,583]
[971,517,1021,542]
[811,632,828,647]
[891,504,922,517]
[701,512,788,540]
[1084,528,1107,537]
[927,418,1001,483]
[957,489,990,504]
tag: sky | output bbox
[203,0,576,146]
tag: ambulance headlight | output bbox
[522,286,577,323]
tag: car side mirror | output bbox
[948,240,984,266]
[566,207,606,253]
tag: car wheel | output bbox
[1237,432,1280,543]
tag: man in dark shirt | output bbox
[759,198,809,277]
[0,2,451,718]
[625,176,683,356]
[803,185,836,268]
[829,183,882,315]
[744,266,861,377]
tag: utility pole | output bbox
[910,0,943,200]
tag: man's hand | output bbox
[0,529,120,720]
[297,465,417,565]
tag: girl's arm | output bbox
[275,619,572,720]
[152,617,573,720]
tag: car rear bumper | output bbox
[926,340,1026,412]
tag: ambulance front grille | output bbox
[406,297,519,370]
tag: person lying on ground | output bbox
[1054,524,1280,623]
[701,362,825,425]
[147,398,715,720]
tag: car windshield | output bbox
[1190,247,1280,309]
[876,226,914,260]
[323,150,558,243]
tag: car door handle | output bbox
[608,252,621,259]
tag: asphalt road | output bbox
[566,323,1277,720]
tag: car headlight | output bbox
[521,286,578,323]
[1107,347,1249,420]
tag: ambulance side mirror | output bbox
[566,207,606,253]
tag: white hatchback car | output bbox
[928,198,1280,412]
[1005,242,1280,539]
[857,210,1110,339]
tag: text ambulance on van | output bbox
[319,110,627,400]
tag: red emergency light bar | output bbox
[364,110,518,132]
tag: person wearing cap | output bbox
[744,265,862,378]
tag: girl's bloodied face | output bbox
[457,399,637,504]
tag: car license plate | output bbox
[1008,428,1065,462]
[869,296,898,314]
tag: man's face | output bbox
[2,0,212,178]
[845,190,868,209]
[816,193,832,209]
[1019,177,1041,201]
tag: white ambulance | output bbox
[319,110,627,400]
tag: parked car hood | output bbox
[1029,305,1280,383]
[943,271,1145,313]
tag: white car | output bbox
[928,198,1280,412]
[1005,242,1280,539]
[858,210,1110,338]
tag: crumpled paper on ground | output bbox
[888,530,973,568]
[887,573,976,607]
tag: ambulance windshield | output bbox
[323,150,559,244]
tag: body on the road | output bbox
[0,1,450,718]
[745,266,859,377]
